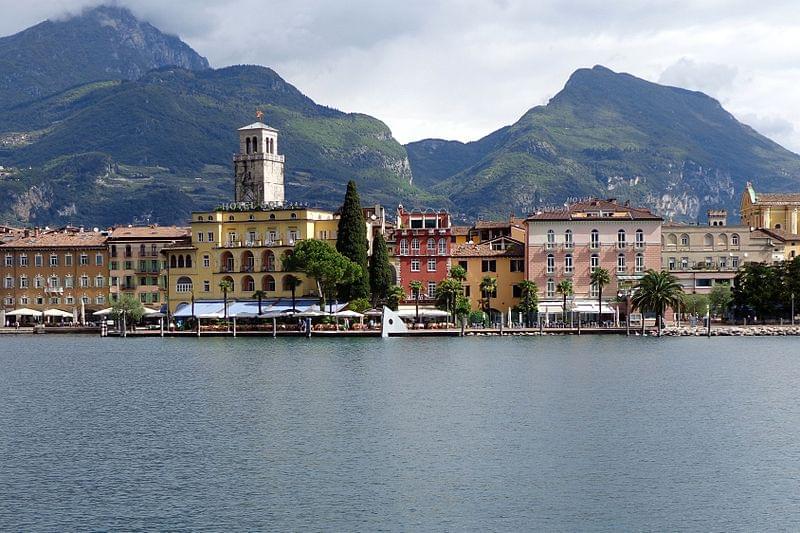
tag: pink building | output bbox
[526,199,662,321]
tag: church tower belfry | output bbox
[234,116,285,205]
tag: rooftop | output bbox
[109,226,190,240]
[238,121,278,132]
[451,237,524,258]
[527,198,662,222]
[1,230,108,248]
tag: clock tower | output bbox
[234,118,285,204]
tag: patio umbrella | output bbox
[6,308,43,317]
[43,309,73,318]
[92,307,114,316]
[334,310,364,318]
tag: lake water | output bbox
[1,335,800,530]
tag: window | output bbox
[198,232,204,242]
[668,257,676,270]
[719,256,727,269]
[80,275,89,288]
[34,276,43,289]
[4,254,12,267]
[635,253,644,273]
[513,285,522,298]
[617,253,626,273]
[207,232,214,242]
[95,276,105,288]
[48,276,59,288]
[731,233,740,246]
[635,229,644,249]
[681,257,689,270]
[203,280,210,292]
[564,254,573,274]
[704,234,714,249]
[50,254,58,267]
[80,254,88,265]
[81,296,89,305]
[203,255,210,268]
[590,283,599,298]
[20,276,28,289]
[176,277,193,293]
[482,259,497,272]
[3,297,13,306]
[590,254,599,272]
[96,296,106,305]
[564,229,573,248]
[288,230,299,243]
[125,245,132,257]
[510,259,524,272]
[35,254,43,267]
[546,230,555,248]
[732,256,740,268]
[546,278,555,298]
[546,254,555,274]
[464,286,471,297]
[227,232,237,244]
[427,258,437,272]
[399,240,408,255]
[617,229,626,249]
[20,297,28,305]
[458,260,468,271]
[140,293,148,303]
[680,234,689,247]
[19,254,28,267]
[140,244,147,256]
[36,297,44,305]
[247,231,257,244]
[65,296,74,305]
[427,281,437,299]
[411,239,420,253]
[590,229,600,249]
[705,256,713,267]
[426,239,435,253]
[438,238,446,255]
[268,230,277,243]
[4,276,13,289]
[411,259,420,272]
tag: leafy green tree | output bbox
[219,278,233,321]
[517,280,539,327]
[368,233,392,305]
[112,294,145,330]
[480,276,498,322]
[632,269,684,336]
[732,262,780,321]
[556,279,573,322]
[708,285,733,318]
[681,293,709,317]
[454,294,472,321]
[386,285,405,311]
[252,289,267,315]
[348,298,371,313]
[449,265,467,282]
[409,280,423,324]
[284,239,362,310]
[590,267,611,322]
[436,277,463,324]
[336,180,370,301]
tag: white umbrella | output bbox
[6,308,42,317]
[93,307,114,316]
[296,310,328,317]
[43,309,73,318]
[334,310,364,318]
[141,307,162,316]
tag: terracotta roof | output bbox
[109,226,190,240]
[451,237,524,258]
[1,230,107,248]
[451,225,471,235]
[527,198,662,221]
[755,192,800,205]
[473,217,525,230]
[754,228,800,242]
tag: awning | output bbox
[537,302,566,313]
[396,308,449,318]
[573,302,616,314]
[173,301,227,318]
[43,309,73,318]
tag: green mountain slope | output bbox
[0,65,423,227]
[0,5,209,109]
[410,66,800,220]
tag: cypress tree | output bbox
[368,233,392,305]
[336,180,370,300]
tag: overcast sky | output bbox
[2,0,800,151]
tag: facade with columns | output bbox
[740,182,800,234]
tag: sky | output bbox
[1,0,800,151]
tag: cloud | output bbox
[1,0,800,152]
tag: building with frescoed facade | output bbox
[526,198,662,320]
[1,228,109,322]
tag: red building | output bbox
[394,206,452,302]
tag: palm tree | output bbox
[449,265,467,282]
[590,267,611,325]
[409,280,423,324]
[517,280,539,327]
[252,290,267,315]
[556,279,574,323]
[284,274,302,311]
[386,285,405,311]
[632,269,684,337]
[219,279,233,322]
[480,275,498,325]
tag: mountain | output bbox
[0,5,209,109]
[0,7,424,227]
[408,66,800,221]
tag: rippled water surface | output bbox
[2,335,800,530]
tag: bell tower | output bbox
[234,113,285,205]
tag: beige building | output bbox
[234,121,285,205]
[1,228,109,323]
[108,226,190,308]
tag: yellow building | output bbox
[164,206,339,314]
[451,236,525,318]
[741,182,800,259]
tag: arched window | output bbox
[564,229,573,248]
[635,229,644,248]
[262,275,275,292]
[546,278,555,298]
[680,234,689,246]
[704,233,714,248]
[617,229,626,248]
[228,215,235,222]
[269,214,276,220]
[546,254,555,274]
[399,239,408,255]
[177,255,185,268]
[242,275,255,292]
[252,137,258,153]
[170,255,177,268]
[426,238,435,253]
[546,229,555,248]
[590,229,599,249]
[617,253,626,273]
[718,234,728,248]
[246,137,251,154]
[776,223,782,229]
[564,253,573,273]
[185,255,192,268]
[438,238,446,255]
[731,233,740,246]
[262,250,276,271]
[590,253,599,272]
[220,251,234,272]
[290,213,297,220]
[635,253,644,273]
[411,238,420,252]
[241,251,254,272]
[667,233,677,246]
[176,276,192,293]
